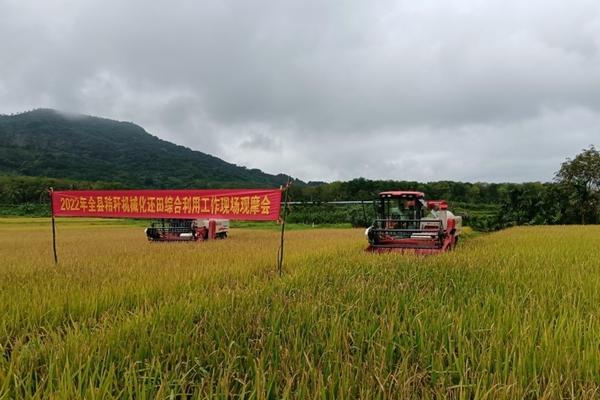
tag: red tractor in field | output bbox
[365,191,461,254]
[145,219,229,242]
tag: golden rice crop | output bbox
[1,219,600,399]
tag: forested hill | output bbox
[0,109,292,188]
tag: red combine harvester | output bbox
[145,219,229,242]
[365,191,461,254]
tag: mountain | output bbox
[0,109,293,188]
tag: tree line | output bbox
[285,146,599,229]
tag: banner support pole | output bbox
[49,187,58,265]
[277,180,291,276]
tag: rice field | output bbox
[1,219,600,399]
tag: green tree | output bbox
[555,145,600,224]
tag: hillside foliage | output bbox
[0,109,291,188]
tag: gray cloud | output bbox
[1,0,599,182]
[239,132,282,152]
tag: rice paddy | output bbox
[1,219,600,398]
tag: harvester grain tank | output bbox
[365,191,461,254]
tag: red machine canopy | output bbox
[378,191,425,198]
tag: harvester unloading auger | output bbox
[365,191,461,254]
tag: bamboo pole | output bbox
[49,187,58,265]
[277,180,291,276]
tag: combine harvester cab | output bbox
[145,218,229,242]
[365,191,461,254]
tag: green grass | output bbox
[0,222,599,398]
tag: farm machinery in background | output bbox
[365,191,461,254]
[142,190,462,252]
[288,190,462,254]
[145,218,229,242]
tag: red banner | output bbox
[51,189,282,221]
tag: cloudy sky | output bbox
[1,0,599,182]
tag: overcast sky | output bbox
[1,0,599,182]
